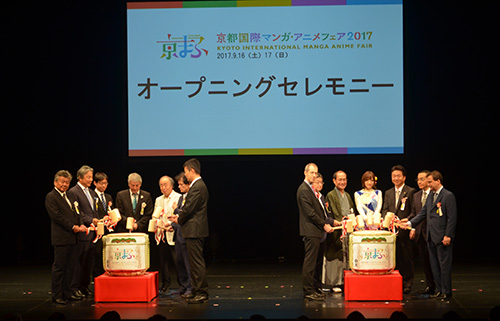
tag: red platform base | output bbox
[344,270,402,301]
[94,271,158,302]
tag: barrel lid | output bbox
[351,230,393,236]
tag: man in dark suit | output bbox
[93,172,113,277]
[115,173,153,233]
[172,172,193,298]
[169,158,209,304]
[402,171,457,300]
[46,170,85,304]
[408,170,435,295]
[94,172,113,220]
[382,165,416,293]
[67,165,99,299]
[297,163,335,301]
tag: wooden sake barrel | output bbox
[349,230,396,275]
[102,233,150,276]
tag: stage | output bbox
[1,260,498,321]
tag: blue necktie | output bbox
[100,193,107,211]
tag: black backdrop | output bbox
[10,0,495,267]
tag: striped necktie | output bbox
[421,191,428,206]
[62,192,71,207]
[100,193,107,211]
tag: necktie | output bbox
[395,189,400,208]
[84,188,94,210]
[132,193,138,211]
[421,191,428,206]
[100,193,107,211]
[433,192,438,204]
[62,192,71,207]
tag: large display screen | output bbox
[127,0,403,156]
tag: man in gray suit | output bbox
[402,171,457,301]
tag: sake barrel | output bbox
[349,230,396,275]
[102,233,150,276]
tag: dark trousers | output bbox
[159,241,177,289]
[175,240,192,293]
[71,240,95,292]
[427,238,453,295]
[52,245,74,300]
[302,236,324,294]
[414,234,435,290]
[93,238,105,278]
[395,230,414,288]
[185,238,208,296]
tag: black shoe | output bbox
[441,293,452,300]
[160,286,169,293]
[81,288,92,296]
[186,294,209,304]
[419,287,435,295]
[403,287,411,294]
[69,293,83,300]
[181,291,193,299]
[75,290,86,298]
[304,292,325,301]
[430,291,442,299]
[53,299,67,305]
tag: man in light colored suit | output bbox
[402,171,457,300]
[154,175,181,293]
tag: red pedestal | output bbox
[344,270,402,301]
[94,271,158,302]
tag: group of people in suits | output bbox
[45,158,210,305]
[297,163,457,301]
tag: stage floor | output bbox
[1,260,498,320]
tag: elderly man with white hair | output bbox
[115,173,154,233]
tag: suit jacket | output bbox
[173,194,187,244]
[67,184,99,241]
[115,189,153,233]
[45,188,81,246]
[95,191,113,220]
[382,184,416,220]
[177,178,209,238]
[297,181,326,238]
[408,189,429,242]
[410,187,457,244]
